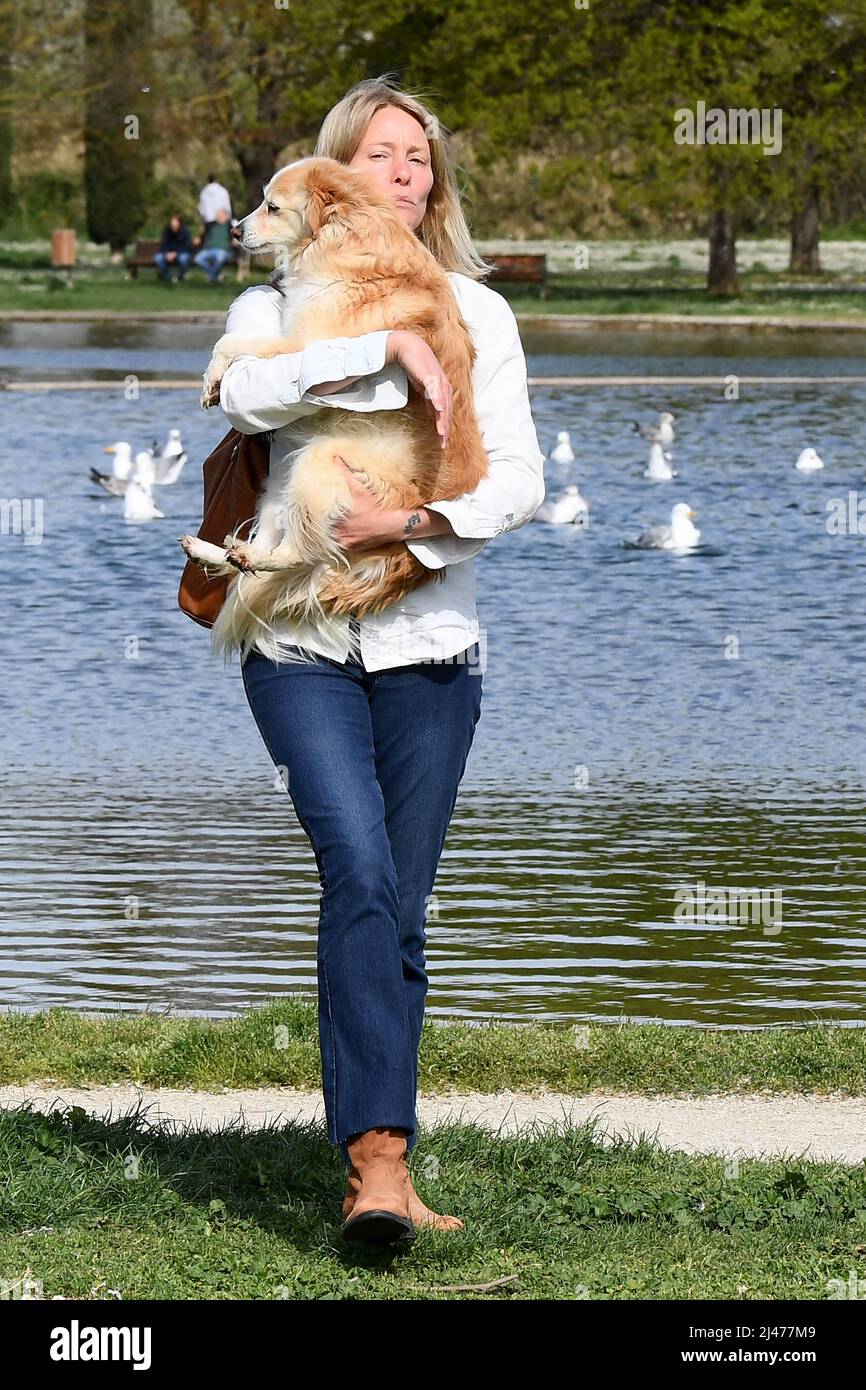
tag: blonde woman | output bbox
[218,74,545,1244]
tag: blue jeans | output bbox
[194,248,231,282]
[154,250,190,280]
[240,637,483,1168]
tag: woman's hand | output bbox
[331,457,407,552]
[331,456,456,552]
[386,330,452,449]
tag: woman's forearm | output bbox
[311,329,409,394]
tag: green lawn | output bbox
[0,269,264,315]
[2,262,866,320]
[2,998,865,1093]
[3,1098,865,1299]
[3,1003,864,1299]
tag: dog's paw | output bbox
[225,541,258,573]
[179,534,231,570]
[200,338,241,409]
[200,370,222,410]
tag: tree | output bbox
[0,2,14,218]
[767,3,866,273]
[613,0,806,295]
[83,0,155,252]
[172,0,446,211]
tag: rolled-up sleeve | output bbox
[405,290,546,571]
[218,285,408,434]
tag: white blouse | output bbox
[218,271,546,672]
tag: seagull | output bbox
[124,452,165,523]
[634,502,700,551]
[795,448,824,472]
[90,441,134,496]
[533,484,589,525]
[549,431,575,466]
[150,428,188,485]
[633,412,675,448]
[644,442,677,480]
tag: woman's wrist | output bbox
[397,505,455,541]
[384,330,406,365]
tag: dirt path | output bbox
[2,1083,864,1165]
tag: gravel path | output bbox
[2,1083,864,1165]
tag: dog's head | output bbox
[236,157,399,262]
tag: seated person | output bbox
[193,209,233,284]
[154,214,192,281]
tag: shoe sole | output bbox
[341,1209,415,1244]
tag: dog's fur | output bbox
[178,156,488,663]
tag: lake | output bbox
[2,319,865,1026]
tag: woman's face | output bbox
[347,105,434,233]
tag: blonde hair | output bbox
[313,73,494,281]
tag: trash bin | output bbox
[51,229,77,269]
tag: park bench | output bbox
[126,236,248,280]
[487,252,548,298]
[125,240,162,278]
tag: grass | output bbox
[2,259,866,320]
[0,268,264,314]
[3,1002,864,1299]
[1,1098,864,1299]
[506,268,866,319]
[1,999,865,1094]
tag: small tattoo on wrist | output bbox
[403,511,423,535]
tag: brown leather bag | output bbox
[177,427,272,629]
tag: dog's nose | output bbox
[231,223,242,242]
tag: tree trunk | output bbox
[789,185,821,273]
[707,207,739,296]
[235,73,304,214]
[237,142,283,215]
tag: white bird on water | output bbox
[634,502,700,551]
[90,441,134,496]
[150,428,188,485]
[633,411,676,448]
[795,448,824,472]
[124,453,165,523]
[549,431,575,466]
[533,484,589,525]
[644,442,677,480]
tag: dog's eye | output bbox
[265,203,278,214]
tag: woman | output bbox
[218,75,545,1243]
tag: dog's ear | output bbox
[306,183,350,237]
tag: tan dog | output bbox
[178,156,489,661]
